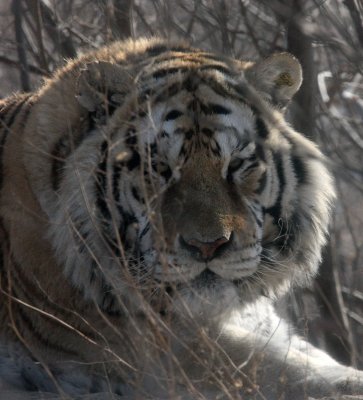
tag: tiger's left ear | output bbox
[245,53,302,108]
[76,61,131,113]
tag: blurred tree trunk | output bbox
[278,0,355,366]
[285,0,316,137]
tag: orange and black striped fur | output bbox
[0,38,362,399]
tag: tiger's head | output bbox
[41,40,334,316]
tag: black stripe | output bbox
[131,186,141,202]
[95,140,111,220]
[256,117,269,138]
[255,216,263,228]
[201,128,213,137]
[126,150,140,171]
[107,154,138,257]
[183,75,199,92]
[116,208,137,247]
[265,152,285,223]
[89,262,97,284]
[51,137,70,191]
[99,277,120,315]
[231,82,249,98]
[292,155,306,184]
[255,142,266,162]
[146,44,193,57]
[256,171,267,194]
[148,141,158,157]
[228,82,260,108]
[112,162,122,203]
[4,94,31,128]
[146,45,169,56]
[102,206,136,260]
[152,66,189,79]
[139,223,150,238]
[200,76,233,98]
[200,76,252,109]
[160,165,172,181]
[154,82,182,103]
[200,102,231,115]
[165,109,183,121]
[71,215,89,255]
[184,129,194,140]
[242,160,259,175]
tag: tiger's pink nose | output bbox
[187,236,229,261]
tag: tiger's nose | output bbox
[183,236,230,261]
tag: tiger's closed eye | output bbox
[228,157,244,173]
[157,162,173,181]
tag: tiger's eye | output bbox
[228,157,244,173]
[158,162,172,181]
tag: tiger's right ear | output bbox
[76,61,131,112]
[245,53,302,109]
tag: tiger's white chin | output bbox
[171,272,242,322]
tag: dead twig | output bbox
[0,54,49,77]
[27,0,49,72]
[28,0,77,59]
[12,0,31,91]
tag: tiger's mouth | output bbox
[178,235,233,262]
[151,250,260,284]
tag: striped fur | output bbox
[0,38,362,399]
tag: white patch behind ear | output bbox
[246,53,302,108]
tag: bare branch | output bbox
[344,0,363,47]
[29,0,77,59]
[314,241,357,366]
[112,0,133,39]
[12,0,31,91]
[100,0,133,40]
[27,0,49,72]
[0,54,49,77]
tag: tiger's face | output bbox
[104,70,274,299]
[46,43,333,313]
[144,86,265,284]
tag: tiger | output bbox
[0,37,362,400]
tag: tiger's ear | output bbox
[76,61,131,112]
[245,53,302,108]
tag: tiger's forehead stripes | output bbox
[139,73,268,145]
[143,50,235,76]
